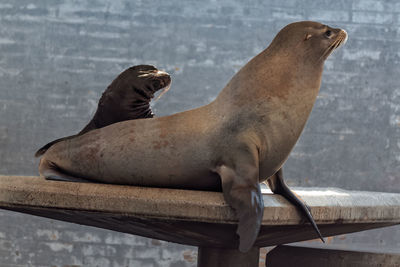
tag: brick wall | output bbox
[0,0,398,266]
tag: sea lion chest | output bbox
[253,100,315,181]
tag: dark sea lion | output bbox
[35,65,171,157]
[37,21,347,252]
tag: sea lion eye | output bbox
[325,30,332,38]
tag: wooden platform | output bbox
[0,175,399,266]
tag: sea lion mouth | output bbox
[153,70,172,101]
[320,29,348,61]
[154,78,172,101]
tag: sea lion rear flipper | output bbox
[267,169,324,242]
[216,164,264,253]
[39,158,92,183]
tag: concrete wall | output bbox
[0,0,398,266]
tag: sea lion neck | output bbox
[212,21,345,112]
[213,46,324,112]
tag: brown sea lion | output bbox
[35,65,171,157]
[37,21,347,252]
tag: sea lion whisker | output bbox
[332,39,341,49]
[337,36,346,49]
[318,45,334,62]
[334,37,343,48]
[324,41,337,55]
[154,82,172,101]
[318,36,343,62]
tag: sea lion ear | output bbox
[304,34,312,41]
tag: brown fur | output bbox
[37,21,347,252]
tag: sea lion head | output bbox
[217,21,348,105]
[122,65,172,99]
[92,65,172,128]
[269,21,347,64]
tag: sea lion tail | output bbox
[34,135,77,157]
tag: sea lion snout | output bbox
[142,70,172,101]
[153,70,172,89]
[326,27,348,44]
[329,28,348,51]
[313,24,348,61]
[137,68,171,88]
[339,29,348,45]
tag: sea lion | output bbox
[35,65,171,157]
[37,21,347,252]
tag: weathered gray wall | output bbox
[0,0,399,266]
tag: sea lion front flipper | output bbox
[216,163,264,253]
[267,169,324,242]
